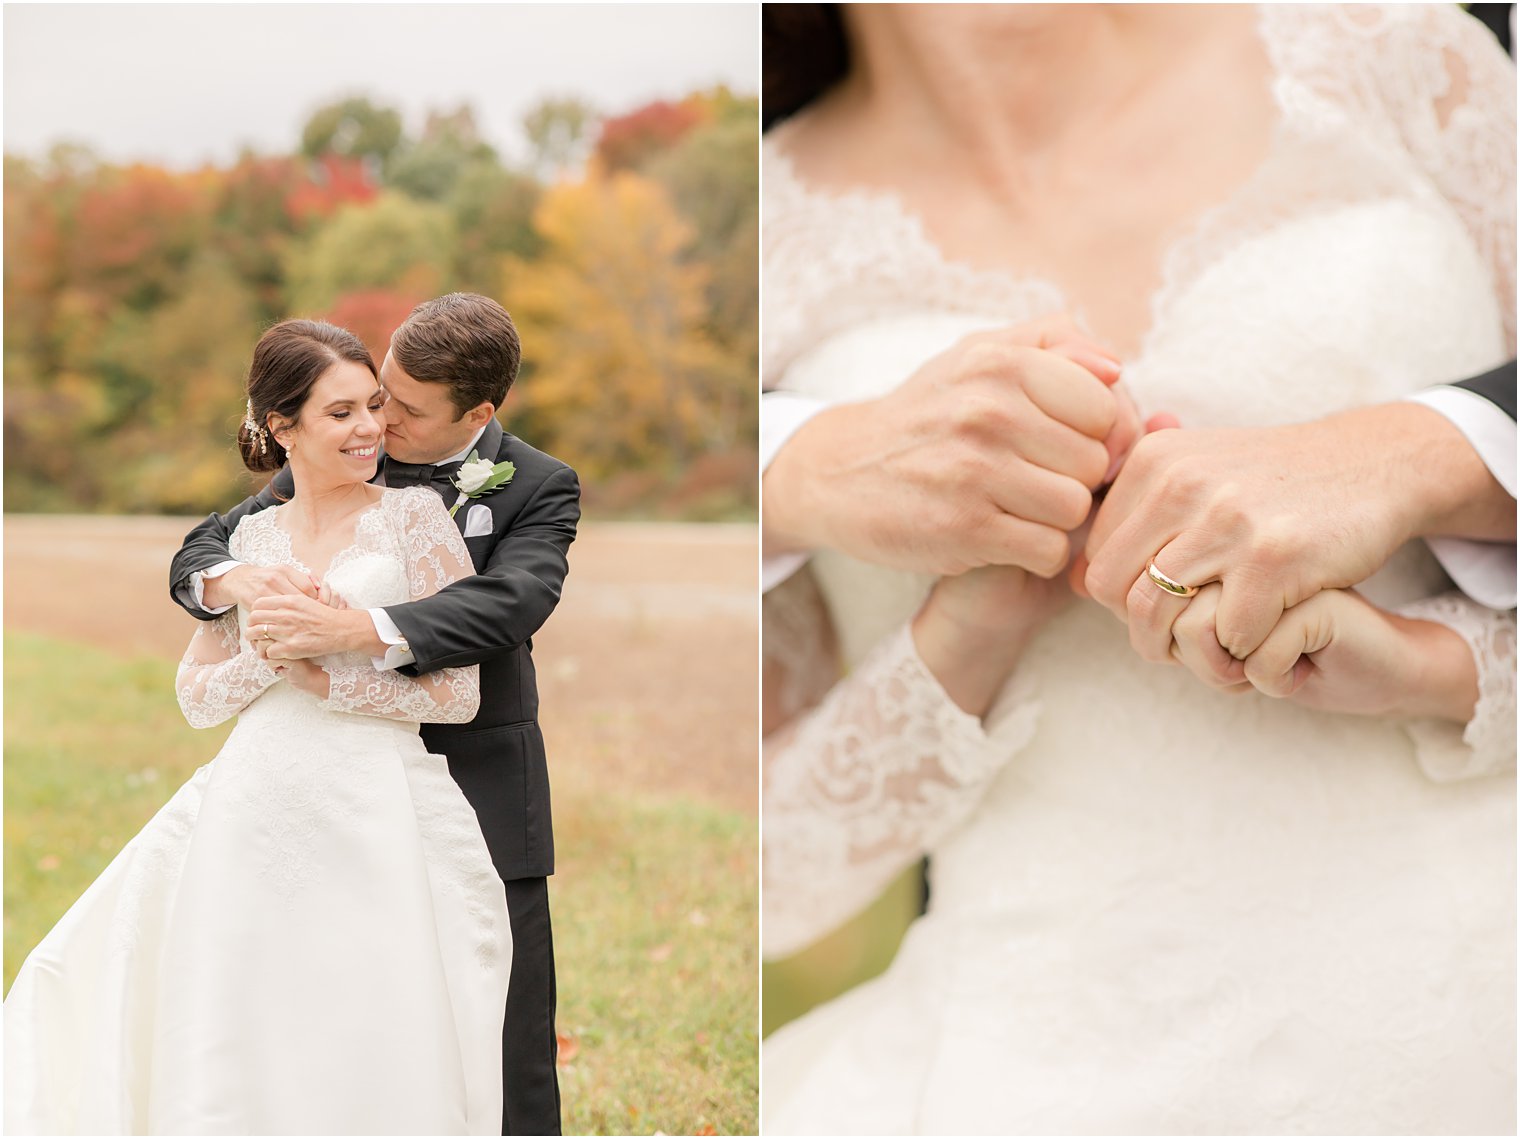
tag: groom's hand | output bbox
[204,564,319,611]
[764,315,1136,579]
[249,593,385,660]
[1077,403,1499,662]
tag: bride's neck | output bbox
[836,5,1241,181]
[282,470,373,535]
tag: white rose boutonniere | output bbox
[449,450,516,516]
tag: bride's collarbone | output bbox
[272,493,385,577]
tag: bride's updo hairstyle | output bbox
[238,319,378,473]
[763,4,847,130]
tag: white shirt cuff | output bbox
[1405,388,1517,609]
[761,392,828,593]
[192,560,244,614]
[368,607,416,670]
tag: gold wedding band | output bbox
[262,624,275,639]
[1146,561,1199,599]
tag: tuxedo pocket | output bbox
[463,503,494,538]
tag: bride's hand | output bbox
[267,657,333,700]
[913,564,1072,717]
[1241,589,1477,721]
[316,581,349,609]
[1168,585,1478,722]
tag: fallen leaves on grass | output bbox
[556,1031,580,1066]
[647,942,674,962]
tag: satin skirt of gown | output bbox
[4,678,512,1135]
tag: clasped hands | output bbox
[209,566,367,699]
[1077,417,1476,721]
[763,315,1479,721]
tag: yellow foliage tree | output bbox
[502,172,729,481]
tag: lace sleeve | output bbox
[1396,590,1516,782]
[1375,4,1516,347]
[175,611,280,729]
[319,489,480,724]
[1265,6,1515,344]
[762,569,1039,959]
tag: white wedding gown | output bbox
[762,6,1516,1134]
[5,486,512,1135]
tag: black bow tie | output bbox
[384,457,464,496]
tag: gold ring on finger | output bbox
[1146,561,1199,599]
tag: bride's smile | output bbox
[270,361,386,490]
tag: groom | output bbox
[169,293,579,1136]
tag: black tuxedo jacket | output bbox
[169,418,580,880]
[1453,359,1517,422]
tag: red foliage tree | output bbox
[593,100,705,174]
[67,165,210,307]
[324,288,423,363]
[284,153,380,223]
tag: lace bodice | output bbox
[762,3,1517,959]
[176,486,481,731]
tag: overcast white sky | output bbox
[3,3,758,169]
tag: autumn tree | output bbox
[325,289,423,365]
[503,172,728,480]
[593,99,704,174]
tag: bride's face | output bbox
[273,360,384,486]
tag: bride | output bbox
[4,320,511,1134]
[762,4,1514,1133]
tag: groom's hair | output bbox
[389,293,520,420]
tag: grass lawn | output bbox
[4,631,757,1136]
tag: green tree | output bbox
[283,193,456,315]
[300,96,404,168]
[522,97,597,181]
[646,97,759,438]
[386,105,498,202]
[449,162,543,293]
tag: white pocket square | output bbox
[463,504,494,538]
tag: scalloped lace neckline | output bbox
[265,495,389,582]
[764,4,1286,361]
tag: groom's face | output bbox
[378,350,484,464]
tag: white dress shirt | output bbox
[1405,385,1517,609]
[192,425,489,669]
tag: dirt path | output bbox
[3,516,759,813]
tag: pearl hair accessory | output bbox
[243,399,269,455]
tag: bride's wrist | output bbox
[912,603,1036,718]
[1397,615,1479,723]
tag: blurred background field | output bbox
[5,517,759,1136]
[4,7,758,1135]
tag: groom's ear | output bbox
[462,401,496,429]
